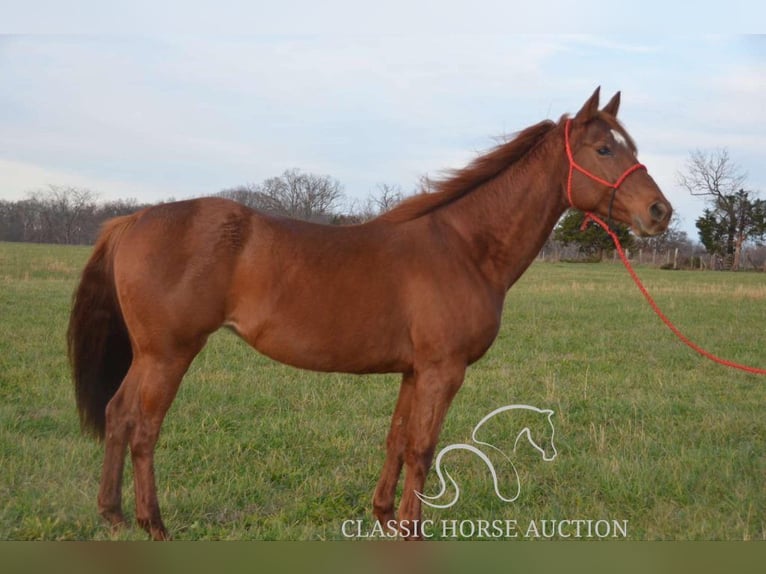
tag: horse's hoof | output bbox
[100,508,127,529]
[150,527,171,541]
[138,518,171,541]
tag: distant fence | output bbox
[537,245,766,271]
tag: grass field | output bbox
[1,240,765,541]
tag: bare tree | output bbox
[371,183,404,214]
[678,149,764,270]
[260,169,345,221]
[221,169,345,222]
[678,149,747,199]
[218,183,285,214]
[418,174,437,194]
[20,185,99,244]
[348,183,406,222]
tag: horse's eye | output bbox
[596,146,612,156]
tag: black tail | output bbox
[67,215,137,439]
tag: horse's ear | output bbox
[602,91,621,117]
[574,87,601,123]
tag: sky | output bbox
[1,11,765,240]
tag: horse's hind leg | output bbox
[97,366,140,530]
[127,348,201,540]
[373,372,415,525]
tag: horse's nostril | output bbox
[649,202,669,222]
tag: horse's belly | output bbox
[230,317,411,375]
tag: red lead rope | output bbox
[565,120,766,376]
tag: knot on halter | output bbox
[564,119,646,230]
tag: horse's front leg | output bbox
[373,372,415,526]
[397,362,465,540]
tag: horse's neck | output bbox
[437,137,569,291]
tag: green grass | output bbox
[1,241,765,540]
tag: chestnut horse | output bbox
[68,88,671,540]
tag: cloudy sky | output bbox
[1,16,765,238]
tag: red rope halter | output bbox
[564,119,766,376]
[564,119,646,210]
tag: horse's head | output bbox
[564,88,672,237]
[472,405,558,462]
[513,408,557,462]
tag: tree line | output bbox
[0,186,149,245]
[1,150,764,270]
[0,171,405,246]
